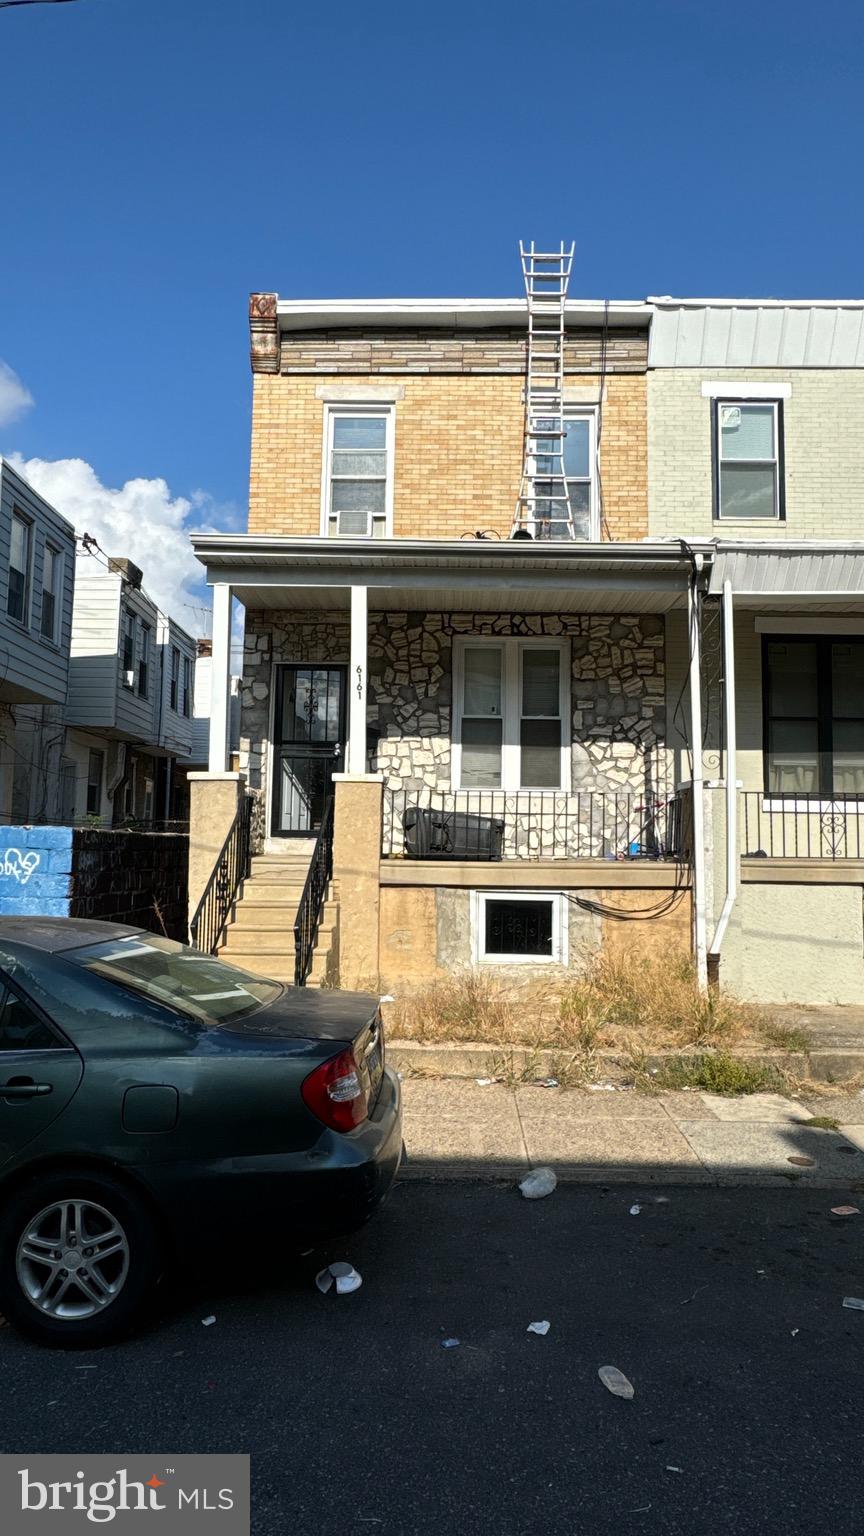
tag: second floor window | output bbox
[714,400,783,520]
[40,543,62,642]
[323,408,392,538]
[7,511,31,624]
[138,622,150,698]
[181,655,192,718]
[170,645,180,710]
[535,411,597,540]
[121,610,136,687]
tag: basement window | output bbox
[473,891,566,965]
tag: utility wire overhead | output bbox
[0,1,80,10]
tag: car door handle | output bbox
[1,1080,53,1099]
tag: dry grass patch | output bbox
[387,951,764,1055]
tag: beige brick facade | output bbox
[648,367,864,539]
[249,367,647,542]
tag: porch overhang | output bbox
[191,535,705,614]
[709,541,864,611]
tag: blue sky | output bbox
[1,0,862,624]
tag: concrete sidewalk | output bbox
[400,1079,864,1187]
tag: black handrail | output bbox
[190,795,253,954]
[293,796,335,986]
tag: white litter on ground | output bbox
[316,1262,363,1296]
[842,1296,864,1311]
[598,1365,634,1399]
[527,1321,551,1335]
[441,1338,460,1349]
[587,1083,616,1092]
[630,1205,641,1216]
[475,1078,494,1087]
[201,1316,216,1326]
[519,1167,557,1200]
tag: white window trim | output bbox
[715,398,782,522]
[472,890,568,966]
[452,636,570,792]
[702,381,791,399]
[565,406,599,542]
[319,402,395,538]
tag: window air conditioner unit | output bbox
[336,509,373,537]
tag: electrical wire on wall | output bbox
[597,298,611,541]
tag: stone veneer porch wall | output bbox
[239,610,668,820]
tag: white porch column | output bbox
[208,583,232,774]
[347,584,368,776]
[688,561,708,990]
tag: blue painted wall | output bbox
[0,826,73,917]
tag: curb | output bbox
[389,1039,864,1085]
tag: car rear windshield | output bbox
[68,935,282,1024]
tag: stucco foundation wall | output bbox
[718,883,864,1004]
[378,882,691,993]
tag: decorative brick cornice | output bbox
[249,292,279,374]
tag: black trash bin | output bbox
[403,806,504,860]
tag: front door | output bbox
[273,665,346,836]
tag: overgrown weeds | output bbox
[760,1022,813,1053]
[387,950,765,1056]
[632,1051,785,1097]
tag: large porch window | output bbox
[453,638,569,791]
[763,636,864,796]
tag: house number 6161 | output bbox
[355,665,363,699]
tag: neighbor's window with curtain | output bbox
[457,640,566,791]
[764,637,864,796]
[170,646,180,710]
[324,408,392,538]
[137,622,150,698]
[715,401,782,519]
[7,511,31,624]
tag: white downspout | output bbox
[709,578,738,960]
[688,554,708,990]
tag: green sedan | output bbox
[0,918,402,1347]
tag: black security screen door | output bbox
[273,665,346,835]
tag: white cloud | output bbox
[6,454,235,636]
[0,361,34,427]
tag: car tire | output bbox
[0,1169,161,1349]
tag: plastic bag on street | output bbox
[316,1262,363,1295]
[598,1365,635,1399]
[519,1167,557,1200]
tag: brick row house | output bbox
[190,286,864,1005]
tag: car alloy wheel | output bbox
[16,1198,131,1320]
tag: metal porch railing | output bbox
[189,794,253,954]
[741,793,864,861]
[293,795,335,985]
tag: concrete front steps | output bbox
[218,851,339,988]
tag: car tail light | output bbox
[302,1048,369,1133]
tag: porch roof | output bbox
[191,535,703,615]
[710,542,864,611]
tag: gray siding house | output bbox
[64,555,197,825]
[0,459,77,821]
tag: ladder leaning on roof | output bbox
[511,240,576,541]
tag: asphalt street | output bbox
[2,1179,863,1535]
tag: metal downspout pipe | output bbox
[709,579,738,967]
[688,553,708,990]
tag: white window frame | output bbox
[562,406,599,541]
[472,890,568,966]
[452,636,570,792]
[714,398,783,522]
[319,403,395,539]
[40,541,62,644]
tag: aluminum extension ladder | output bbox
[511,240,576,540]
